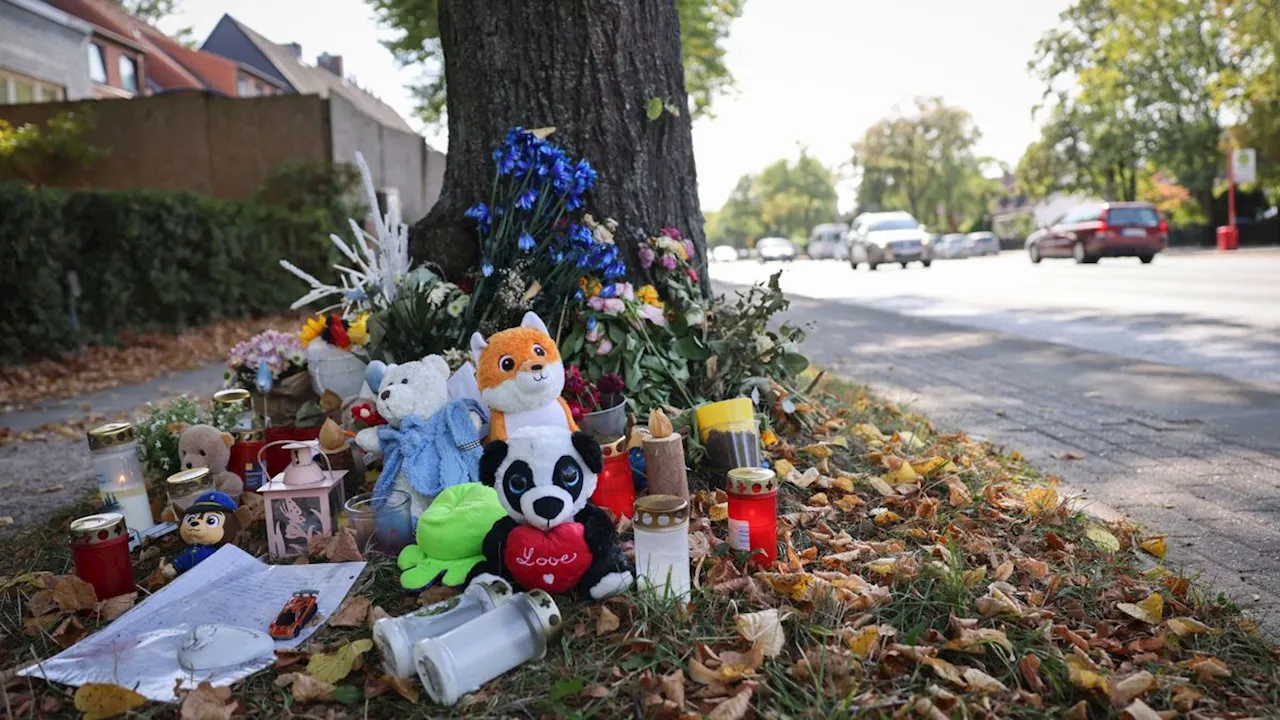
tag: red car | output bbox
[1027,202,1167,265]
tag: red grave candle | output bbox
[69,512,135,600]
[590,437,635,519]
[726,467,779,566]
[228,428,267,492]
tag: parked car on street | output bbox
[807,223,848,260]
[933,233,970,259]
[710,245,739,263]
[964,231,1001,256]
[1026,201,1167,264]
[848,211,933,270]
[756,237,797,262]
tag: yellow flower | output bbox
[347,314,370,346]
[636,284,663,308]
[579,275,603,298]
[299,315,326,346]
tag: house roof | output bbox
[213,15,416,134]
[5,0,92,34]
[139,25,286,96]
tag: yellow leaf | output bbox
[946,627,1014,654]
[596,605,620,635]
[1086,526,1120,552]
[808,492,829,507]
[864,558,897,576]
[734,608,785,658]
[1023,487,1059,517]
[844,625,880,658]
[1109,670,1155,707]
[883,456,919,484]
[829,436,850,449]
[1138,537,1167,559]
[709,502,728,521]
[910,456,947,477]
[307,638,373,684]
[961,566,987,589]
[897,431,925,450]
[774,459,795,478]
[1117,593,1163,625]
[761,429,778,447]
[1166,616,1212,637]
[922,657,965,687]
[1065,655,1108,691]
[853,423,887,445]
[1181,655,1231,683]
[962,667,1008,693]
[801,443,833,459]
[872,508,903,526]
[529,126,557,139]
[74,683,147,720]
[757,572,818,602]
[835,494,865,513]
[867,476,897,497]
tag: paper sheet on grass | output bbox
[19,544,365,702]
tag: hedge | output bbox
[0,182,341,364]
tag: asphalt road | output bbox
[712,249,1280,626]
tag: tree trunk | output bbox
[411,0,706,288]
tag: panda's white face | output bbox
[483,427,600,531]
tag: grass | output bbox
[2,373,1279,718]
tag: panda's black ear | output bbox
[571,431,603,474]
[479,441,508,487]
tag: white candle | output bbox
[633,495,691,600]
[87,423,154,532]
[374,578,512,677]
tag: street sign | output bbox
[1233,148,1257,185]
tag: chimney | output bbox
[284,42,302,59]
[317,53,343,78]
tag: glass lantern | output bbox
[633,494,691,600]
[590,437,635,518]
[726,467,778,567]
[414,589,562,706]
[86,422,154,532]
[374,577,513,677]
[166,467,215,518]
[212,388,255,430]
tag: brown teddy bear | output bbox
[178,425,245,500]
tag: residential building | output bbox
[0,0,92,103]
[202,14,445,221]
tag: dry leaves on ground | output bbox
[179,682,238,720]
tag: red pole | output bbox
[1228,150,1236,230]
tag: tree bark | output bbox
[412,0,706,286]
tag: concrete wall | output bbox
[0,0,93,100]
[329,92,438,223]
[0,93,328,199]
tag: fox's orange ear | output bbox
[520,312,549,336]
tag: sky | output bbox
[162,0,1072,214]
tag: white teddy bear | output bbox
[357,356,486,520]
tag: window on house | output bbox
[88,44,107,83]
[13,79,34,103]
[118,56,138,93]
[0,69,64,105]
[237,77,250,96]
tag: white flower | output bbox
[755,334,775,355]
[446,295,468,318]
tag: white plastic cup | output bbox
[374,577,513,677]
[414,589,562,706]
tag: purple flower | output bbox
[596,338,614,356]
[660,227,682,240]
[638,245,655,269]
[516,189,538,210]
[660,254,678,271]
[683,239,696,259]
[637,304,667,327]
[518,232,535,252]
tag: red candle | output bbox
[590,437,635,519]
[69,512,135,600]
[228,428,267,492]
[726,467,778,566]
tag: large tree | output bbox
[395,0,708,282]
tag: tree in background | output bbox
[111,0,192,43]
[370,0,746,127]
[705,154,837,247]
[706,174,765,247]
[851,97,994,231]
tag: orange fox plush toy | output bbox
[471,312,579,443]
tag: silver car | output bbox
[933,233,970,259]
[964,231,1001,256]
[848,211,933,270]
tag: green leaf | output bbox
[550,678,585,702]
[779,352,810,376]
[646,96,664,121]
[676,334,711,361]
[332,685,361,705]
[607,322,627,346]
[561,326,585,362]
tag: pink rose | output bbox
[685,267,700,284]
[586,296,623,313]
[637,304,667,327]
[683,239,695,259]
[596,338,614,355]
[660,254,678,271]
[638,245,655,269]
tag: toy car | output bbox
[269,590,319,640]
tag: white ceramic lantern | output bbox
[633,494,691,600]
[258,440,346,557]
[86,422,155,533]
[306,339,368,400]
[374,577,514,677]
[414,590,562,706]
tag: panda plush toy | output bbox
[471,426,634,600]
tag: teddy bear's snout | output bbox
[186,461,193,469]
[380,389,391,400]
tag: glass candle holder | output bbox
[726,467,778,567]
[374,578,513,677]
[166,467,214,517]
[344,491,414,554]
[213,388,255,430]
[589,437,635,518]
[414,589,562,706]
[86,423,154,533]
[69,512,134,600]
[696,398,762,471]
[633,495,691,600]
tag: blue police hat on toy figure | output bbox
[174,491,244,573]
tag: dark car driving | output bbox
[1027,201,1167,264]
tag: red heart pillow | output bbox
[504,522,594,594]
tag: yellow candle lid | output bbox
[634,494,689,529]
[86,422,135,450]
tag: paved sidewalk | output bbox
[771,292,1280,623]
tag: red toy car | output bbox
[269,590,319,640]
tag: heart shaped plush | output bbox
[504,522,593,593]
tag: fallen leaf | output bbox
[1015,557,1049,580]
[872,508,903,526]
[757,572,819,602]
[911,456,948,477]
[1170,684,1202,711]
[946,626,1014,655]
[96,593,136,622]
[276,673,336,703]
[709,502,728,522]
[844,624,881,659]
[52,575,98,612]
[1023,487,1059,516]
[867,476,897,497]
[1117,593,1163,625]
[1110,670,1155,707]
[364,673,420,703]
[596,605,620,635]
[946,478,972,506]
[580,684,610,698]
[923,657,966,687]
[27,588,58,617]
[1085,526,1120,552]
[1119,698,1162,720]
[808,492,829,507]
[707,687,753,720]
[329,595,371,627]
[660,669,685,707]
[1019,654,1046,693]
[1181,655,1231,683]
[37,484,65,494]
[180,682,237,720]
[962,667,1008,693]
[308,528,363,563]
[1166,616,1212,637]
[1065,655,1107,691]
[52,615,86,647]
[307,638,373,684]
[734,608,785,658]
[1055,450,1086,460]
[688,658,755,685]
[1065,701,1089,720]
[74,683,147,720]
[774,459,796,478]
[975,585,1024,618]
[0,516,13,526]
[1138,536,1167,559]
